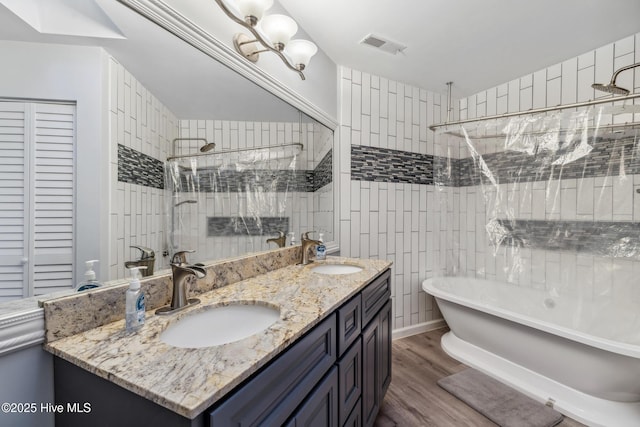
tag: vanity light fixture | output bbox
[214,0,317,80]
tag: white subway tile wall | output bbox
[109,58,176,280]
[339,67,451,330]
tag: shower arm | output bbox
[429,92,640,131]
[607,62,640,85]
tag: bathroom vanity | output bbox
[44,255,392,427]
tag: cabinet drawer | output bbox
[338,337,361,426]
[361,269,391,327]
[210,313,337,426]
[337,294,361,357]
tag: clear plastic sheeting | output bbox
[165,144,302,262]
[433,104,640,323]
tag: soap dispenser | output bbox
[125,267,146,332]
[316,233,327,260]
[76,260,102,291]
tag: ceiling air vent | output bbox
[360,34,406,55]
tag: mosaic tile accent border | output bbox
[120,146,333,193]
[313,149,333,191]
[178,169,313,193]
[117,144,164,189]
[454,136,639,187]
[207,216,290,236]
[351,145,434,185]
[496,219,640,258]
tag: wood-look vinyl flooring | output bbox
[374,328,585,427]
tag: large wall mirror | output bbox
[0,0,335,311]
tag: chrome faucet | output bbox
[266,231,287,248]
[124,245,156,277]
[156,250,206,315]
[299,232,321,265]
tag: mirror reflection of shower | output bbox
[591,62,640,95]
[170,197,198,257]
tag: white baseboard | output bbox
[392,318,447,340]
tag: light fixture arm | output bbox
[214,0,306,80]
[608,62,640,85]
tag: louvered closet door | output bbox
[31,103,75,296]
[0,101,76,301]
[0,102,29,300]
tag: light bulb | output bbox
[285,39,318,70]
[260,14,298,51]
[234,0,273,25]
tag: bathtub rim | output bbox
[423,276,640,359]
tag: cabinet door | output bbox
[286,366,339,427]
[210,314,336,426]
[379,300,392,397]
[343,399,361,427]
[361,299,392,427]
[361,317,379,427]
[338,337,361,425]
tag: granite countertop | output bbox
[44,256,391,419]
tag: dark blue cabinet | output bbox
[362,300,392,427]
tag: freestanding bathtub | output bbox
[423,276,640,427]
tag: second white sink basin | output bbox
[311,264,363,275]
[160,303,280,348]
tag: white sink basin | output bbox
[160,303,280,348]
[311,264,363,275]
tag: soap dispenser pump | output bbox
[77,260,101,291]
[125,266,146,332]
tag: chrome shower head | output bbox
[174,199,197,207]
[200,142,216,153]
[592,62,640,96]
[591,83,630,95]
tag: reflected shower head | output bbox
[175,200,197,207]
[200,142,216,152]
[592,62,640,96]
[591,83,630,95]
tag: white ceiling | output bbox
[2,0,640,117]
[278,0,640,98]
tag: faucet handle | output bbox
[171,250,195,265]
[130,245,155,260]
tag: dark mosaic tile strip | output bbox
[454,137,640,187]
[206,216,289,236]
[351,145,434,185]
[496,219,640,258]
[117,144,164,189]
[175,168,313,193]
[313,149,333,191]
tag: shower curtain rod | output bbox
[166,142,304,161]
[429,92,640,131]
